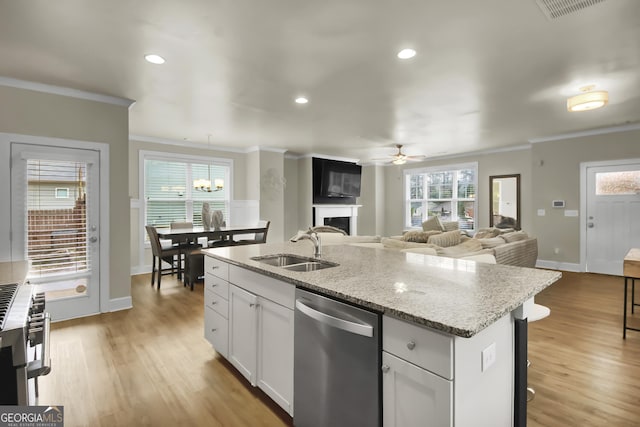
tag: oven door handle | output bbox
[27,313,51,379]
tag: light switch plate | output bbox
[564,210,579,217]
[537,209,546,216]
[481,342,496,372]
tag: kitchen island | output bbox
[202,242,561,426]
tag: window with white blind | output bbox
[26,159,90,276]
[142,152,232,233]
[404,163,477,231]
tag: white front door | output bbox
[11,142,101,320]
[584,161,640,276]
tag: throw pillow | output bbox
[441,221,459,232]
[402,230,441,243]
[474,228,501,239]
[501,231,528,243]
[381,237,428,250]
[477,236,507,249]
[427,230,462,247]
[422,216,444,232]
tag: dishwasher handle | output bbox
[295,299,374,337]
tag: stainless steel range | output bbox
[0,281,51,405]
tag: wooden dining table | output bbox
[156,225,267,246]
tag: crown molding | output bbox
[0,76,135,107]
[129,134,246,153]
[372,144,531,166]
[296,152,361,164]
[244,146,288,154]
[528,122,640,143]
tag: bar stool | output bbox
[527,303,550,401]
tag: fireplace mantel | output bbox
[312,204,361,236]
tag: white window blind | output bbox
[26,159,90,277]
[144,156,231,229]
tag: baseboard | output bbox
[109,296,133,312]
[536,260,582,272]
[131,264,152,276]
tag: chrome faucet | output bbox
[291,229,322,257]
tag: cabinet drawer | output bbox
[205,274,229,300]
[383,315,454,380]
[205,306,228,359]
[205,256,229,281]
[229,265,295,309]
[205,289,229,318]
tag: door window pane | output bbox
[595,171,640,195]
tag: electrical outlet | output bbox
[481,343,496,372]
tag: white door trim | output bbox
[1,132,110,315]
[579,158,640,272]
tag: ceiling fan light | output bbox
[567,90,608,112]
[392,158,407,165]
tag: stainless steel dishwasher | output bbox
[294,288,381,427]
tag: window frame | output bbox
[139,150,233,247]
[403,162,478,231]
[54,187,70,199]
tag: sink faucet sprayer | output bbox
[291,229,322,257]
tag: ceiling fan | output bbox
[373,144,426,165]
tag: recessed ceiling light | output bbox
[144,54,165,65]
[397,48,416,59]
[295,97,309,104]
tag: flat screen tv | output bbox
[313,158,362,204]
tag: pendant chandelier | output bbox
[194,135,224,192]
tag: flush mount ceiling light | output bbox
[144,54,165,64]
[397,48,416,59]
[295,97,309,104]
[567,85,609,112]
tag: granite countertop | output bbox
[202,242,561,338]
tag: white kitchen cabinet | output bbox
[382,351,452,427]
[204,257,230,358]
[213,262,295,416]
[257,297,294,415]
[229,284,258,385]
[383,314,514,427]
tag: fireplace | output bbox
[312,204,361,236]
[323,217,350,235]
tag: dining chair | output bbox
[171,221,209,247]
[146,225,184,289]
[236,220,270,245]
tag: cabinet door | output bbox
[204,306,228,358]
[257,297,294,415]
[382,351,452,427]
[229,284,258,385]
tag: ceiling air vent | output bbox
[535,0,607,20]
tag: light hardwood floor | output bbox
[37,271,640,426]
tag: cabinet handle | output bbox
[407,341,416,350]
[381,364,390,373]
[249,303,259,308]
[211,328,217,332]
[211,300,217,305]
[211,265,219,270]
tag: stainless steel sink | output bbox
[283,261,336,272]
[250,254,338,272]
[251,254,314,267]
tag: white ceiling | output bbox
[1,0,639,162]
